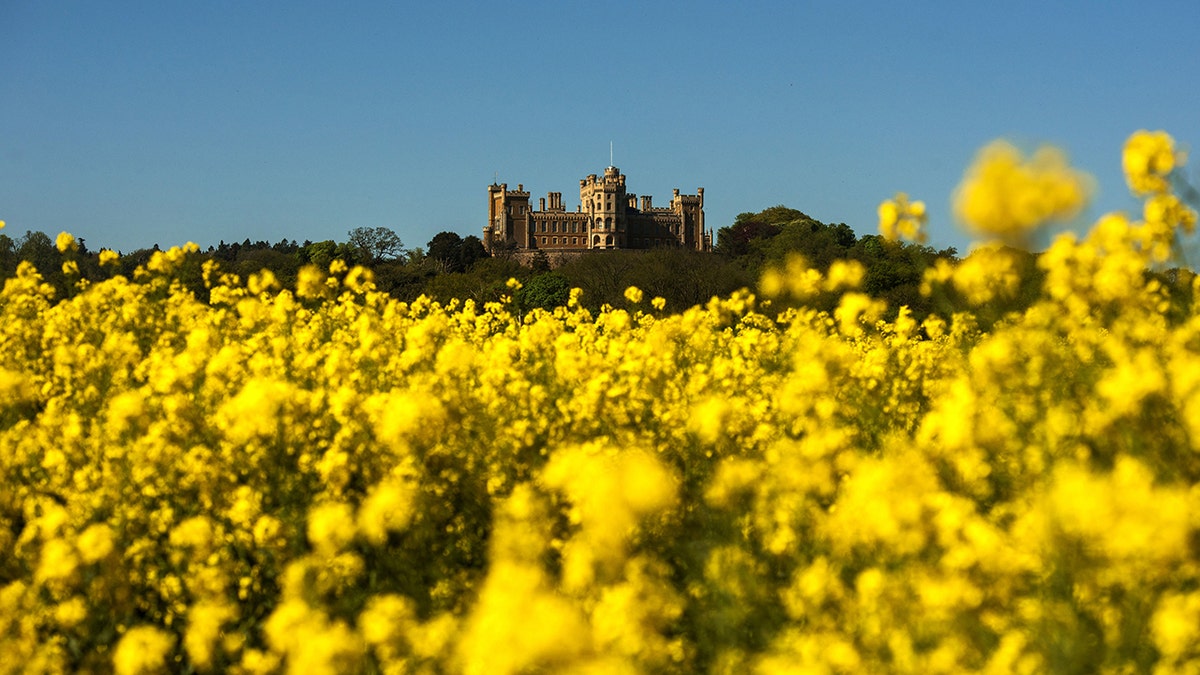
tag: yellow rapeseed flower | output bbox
[878,192,928,243]
[1123,129,1180,195]
[953,140,1091,241]
[113,625,175,675]
[55,231,78,253]
[296,264,329,299]
[357,478,417,545]
[35,538,79,584]
[185,600,237,669]
[307,502,356,555]
[76,523,114,563]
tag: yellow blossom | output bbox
[307,502,356,555]
[54,596,88,628]
[55,231,78,253]
[878,192,928,242]
[825,259,866,291]
[247,269,279,295]
[1123,129,1180,195]
[357,477,417,545]
[296,264,329,299]
[35,538,80,584]
[185,600,237,669]
[953,140,1091,240]
[113,625,175,675]
[76,523,114,563]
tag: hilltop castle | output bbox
[483,166,711,255]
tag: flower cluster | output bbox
[878,192,928,243]
[952,140,1092,242]
[2,131,1200,673]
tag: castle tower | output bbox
[484,182,531,251]
[580,166,627,249]
[667,186,707,251]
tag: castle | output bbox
[483,166,711,255]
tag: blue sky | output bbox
[2,1,1198,255]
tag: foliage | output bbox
[715,217,782,257]
[514,272,571,313]
[419,257,524,305]
[297,239,359,269]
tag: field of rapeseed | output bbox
[2,131,1200,674]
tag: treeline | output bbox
[0,209,966,315]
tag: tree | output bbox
[0,233,18,277]
[404,247,426,266]
[516,272,571,313]
[347,226,405,263]
[17,230,57,273]
[427,232,464,273]
[715,219,782,257]
[460,235,488,270]
[298,240,359,269]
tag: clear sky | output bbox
[2,1,1198,255]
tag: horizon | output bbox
[3,2,1199,256]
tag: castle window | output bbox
[542,237,547,245]
[553,237,558,245]
[572,237,578,245]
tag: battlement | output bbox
[489,182,530,198]
[581,167,627,191]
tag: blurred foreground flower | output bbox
[878,192,927,243]
[1123,129,1183,196]
[55,231,78,253]
[953,140,1091,243]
